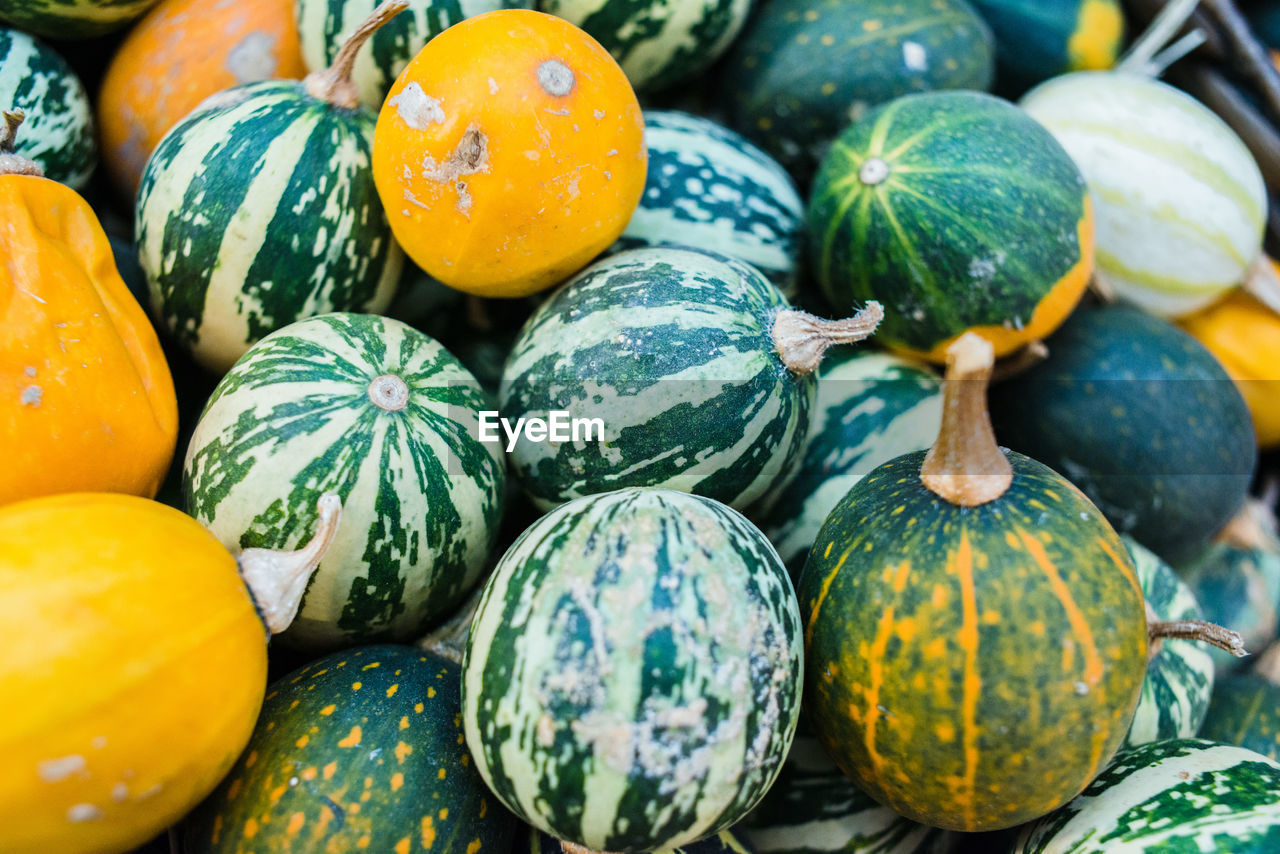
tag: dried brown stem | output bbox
[0,110,44,178]
[305,0,408,109]
[1149,618,1248,657]
[991,340,1048,383]
[771,302,884,375]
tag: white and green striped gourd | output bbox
[184,312,506,650]
[0,0,159,39]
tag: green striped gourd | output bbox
[184,312,506,650]
[718,0,994,177]
[751,349,941,577]
[970,0,1124,88]
[1013,739,1280,852]
[296,0,532,109]
[461,488,803,852]
[798,334,1147,832]
[136,10,404,375]
[0,0,159,38]
[1021,71,1268,318]
[0,28,95,189]
[808,90,1093,363]
[184,645,517,854]
[541,0,752,93]
[529,826,756,854]
[1121,537,1214,749]
[499,246,883,512]
[611,110,805,295]
[1199,646,1280,761]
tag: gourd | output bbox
[1199,643,1280,762]
[528,827,757,854]
[0,28,95,189]
[135,2,405,375]
[461,487,803,852]
[0,491,340,854]
[97,0,307,197]
[808,90,1093,363]
[540,0,752,93]
[184,312,506,650]
[498,246,883,512]
[0,112,177,507]
[372,8,647,298]
[296,0,532,109]
[989,304,1256,564]
[185,645,517,854]
[0,0,160,39]
[970,0,1125,89]
[718,0,995,178]
[798,333,1148,832]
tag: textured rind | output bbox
[1021,72,1267,318]
[461,488,803,852]
[184,313,506,649]
[1177,537,1280,674]
[751,349,941,578]
[1200,673,1280,762]
[807,90,1091,357]
[135,79,403,374]
[1121,537,1214,749]
[719,0,994,176]
[543,0,752,92]
[499,246,814,513]
[798,450,1148,832]
[0,0,158,38]
[970,0,1124,85]
[1014,739,1280,853]
[530,824,757,854]
[295,0,532,108]
[184,645,519,854]
[989,305,1256,565]
[610,110,804,295]
[0,27,95,188]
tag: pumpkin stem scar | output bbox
[238,492,344,635]
[921,332,1013,507]
[538,59,575,96]
[859,157,890,186]
[368,374,409,411]
[771,301,884,375]
[990,339,1048,383]
[1148,616,1247,658]
[0,110,45,177]
[305,0,409,109]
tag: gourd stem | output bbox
[0,110,44,178]
[990,339,1048,383]
[560,842,619,854]
[771,302,884,375]
[1145,30,1210,76]
[1243,254,1280,316]
[1117,0,1204,76]
[238,492,343,635]
[1148,618,1247,657]
[1215,499,1277,551]
[304,0,409,108]
[418,585,485,666]
[920,333,1013,507]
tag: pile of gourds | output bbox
[4,0,1280,852]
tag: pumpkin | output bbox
[1021,71,1268,318]
[807,90,1093,363]
[798,333,1148,832]
[1180,282,1280,449]
[461,487,803,852]
[0,491,340,854]
[97,0,307,198]
[135,3,404,375]
[989,304,1256,565]
[718,0,995,178]
[184,645,517,854]
[0,0,160,39]
[498,246,883,512]
[1199,644,1280,762]
[184,312,507,650]
[0,28,95,189]
[371,8,647,298]
[0,112,177,507]
[970,0,1124,89]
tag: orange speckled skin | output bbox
[0,494,267,854]
[97,0,306,197]
[0,175,177,507]
[373,10,646,298]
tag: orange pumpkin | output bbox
[372,9,646,298]
[0,112,177,507]
[97,0,306,197]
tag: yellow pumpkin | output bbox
[372,9,646,297]
[0,492,340,854]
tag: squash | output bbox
[97,0,307,198]
[371,8,646,298]
[807,90,1093,363]
[461,487,803,851]
[0,112,177,507]
[498,246,883,512]
[970,0,1124,89]
[798,333,1148,832]
[0,28,95,189]
[135,3,404,375]
[184,312,507,650]
[718,0,995,178]
[989,304,1256,565]
[1180,282,1280,449]
[0,491,341,854]
[0,0,160,39]
[185,645,518,854]
[1199,644,1280,762]
[529,826,758,854]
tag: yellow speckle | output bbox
[357,836,370,849]
[924,637,947,659]
[301,767,317,781]
[795,33,810,44]
[400,716,410,731]
[245,751,258,768]
[244,818,259,839]
[467,839,482,854]
[339,726,362,748]
[457,734,465,745]
[397,741,414,763]
[863,18,882,31]
[422,816,436,849]
[1029,621,1046,637]
[392,772,405,792]
[296,735,309,748]
[287,812,305,836]
[437,768,447,780]
[479,799,487,819]
[350,803,361,815]
[820,34,835,45]
[461,753,469,767]
[352,682,362,691]
[428,686,436,698]
[289,699,300,711]
[931,585,948,608]
[757,117,773,131]
[269,784,287,804]
[439,808,449,820]
[363,662,381,670]
[414,703,425,714]
[824,541,833,558]
[361,790,372,803]
[387,684,399,698]
[365,777,374,788]
[212,815,223,845]
[804,9,818,20]
[395,838,411,854]
[320,704,336,716]
[821,81,836,96]
[323,761,337,780]
[936,722,956,743]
